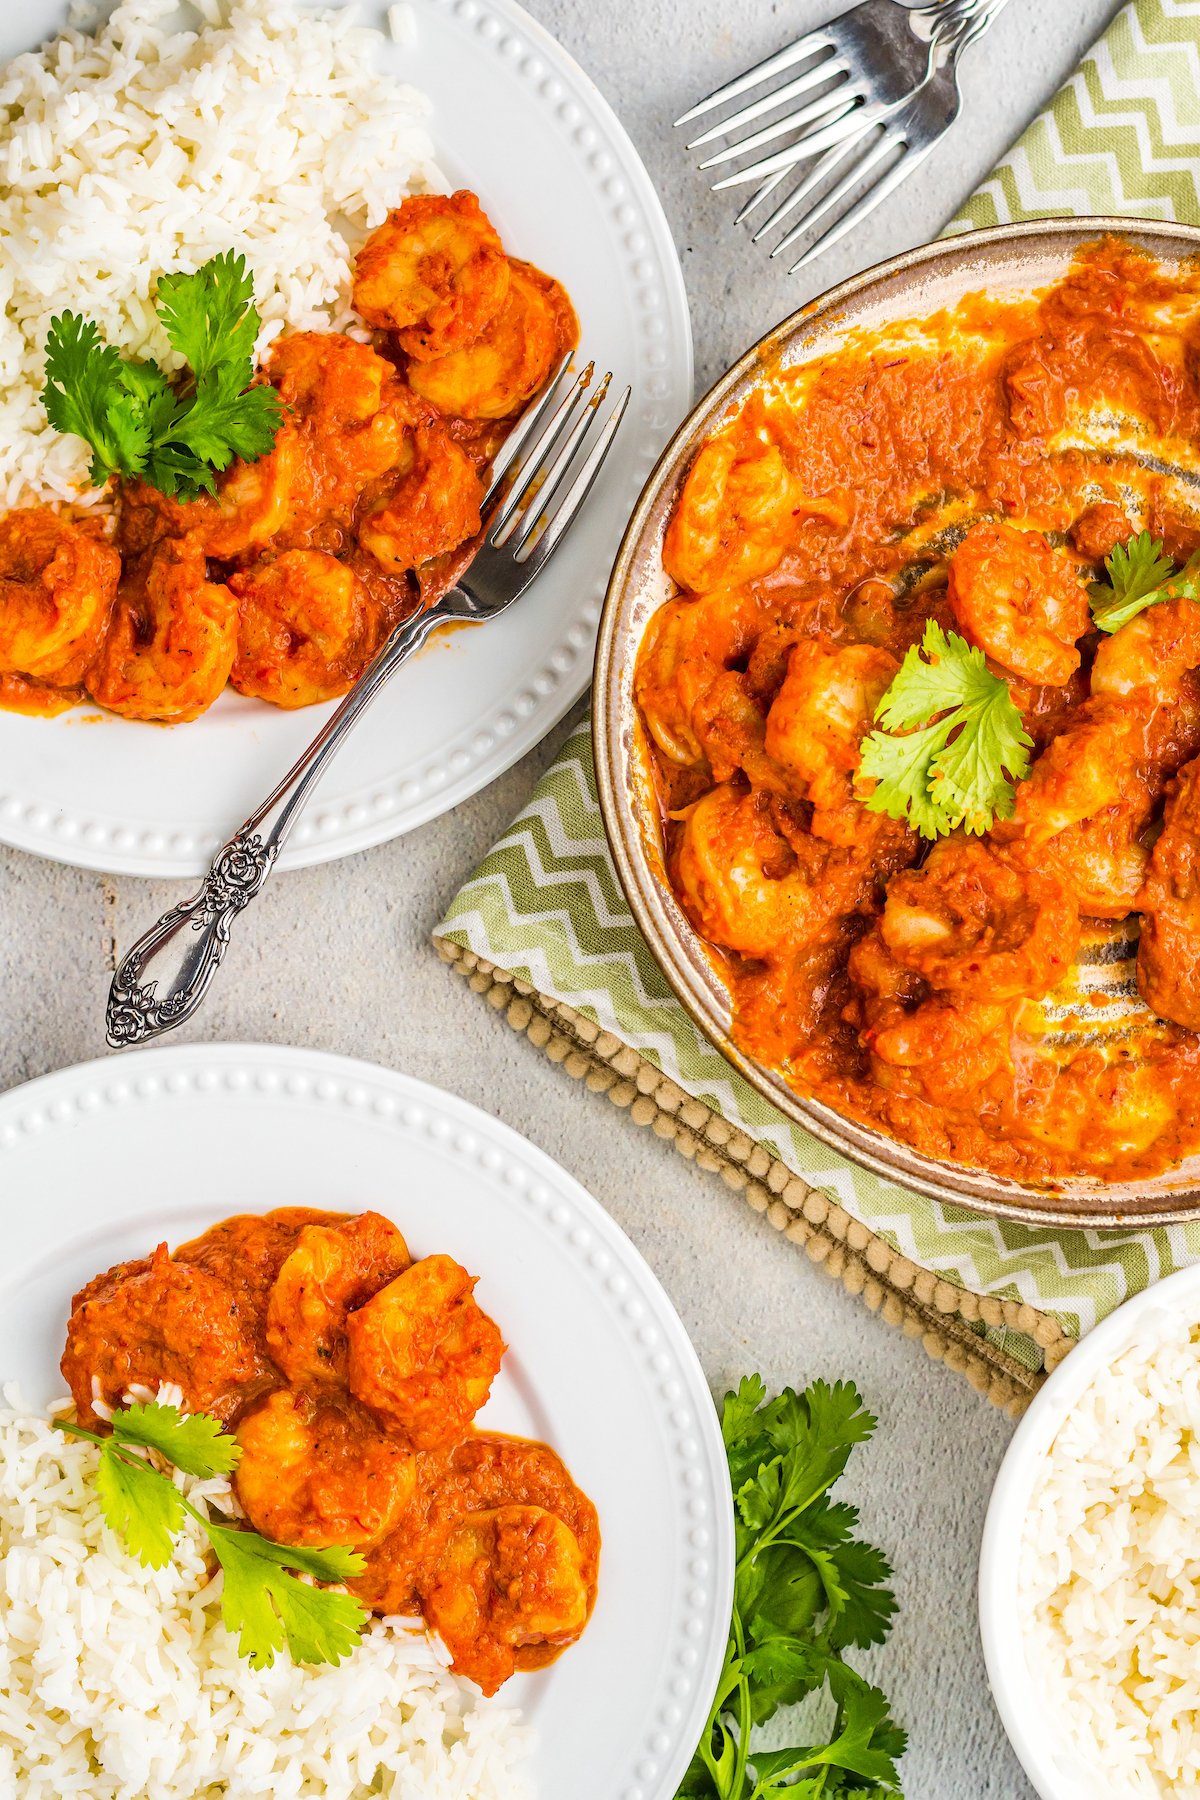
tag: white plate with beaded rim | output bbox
[0,1044,733,1800]
[0,0,692,878]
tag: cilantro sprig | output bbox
[857,620,1032,840]
[54,1400,366,1669]
[1088,529,1200,633]
[42,252,284,501]
[680,1376,904,1800]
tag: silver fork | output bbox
[105,358,630,1049]
[678,0,1012,270]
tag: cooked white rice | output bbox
[0,0,443,508]
[0,1388,533,1798]
[1021,1316,1200,1797]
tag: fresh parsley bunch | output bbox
[1088,529,1200,633]
[680,1376,904,1800]
[42,252,284,501]
[55,1400,366,1669]
[858,620,1032,840]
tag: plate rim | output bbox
[0,0,693,878]
[592,213,1200,1230]
[977,1262,1200,1800]
[0,1040,733,1800]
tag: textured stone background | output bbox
[0,0,1121,1792]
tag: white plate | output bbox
[0,1044,733,1800]
[979,1266,1200,1800]
[0,0,692,877]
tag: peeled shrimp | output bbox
[345,1252,505,1448]
[234,1389,416,1548]
[406,259,577,421]
[879,835,1079,1001]
[268,332,393,426]
[634,588,771,767]
[61,1244,260,1428]
[947,520,1090,686]
[357,422,483,574]
[88,538,237,723]
[230,550,381,708]
[674,783,829,961]
[1138,755,1200,1029]
[265,1210,410,1385]
[352,191,511,360]
[1090,596,1200,699]
[420,1505,589,1697]
[998,701,1156,916]
[663,424,796,596]
[0,506,120,687]
[764,638,899,812]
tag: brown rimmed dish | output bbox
[594,217,1200,1231]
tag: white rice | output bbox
[0,0,443,508]
[0,1386,533,1798]
[1021,1317,1200,1797]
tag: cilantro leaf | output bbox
[744,1759,826,1800]
[95,1443,185,1568]
[678,1375,902,1799]
[117,358,179,425]
[42,254,283,501]
[111,1399,241,1478]
[811,1687,906,1788]
[42,312,141,488]
[140,441,221,502]
[1088,529,1200,633]
[777,1496,897,1652]
[155,251,262,388]
[55,1405,365,1671]
[739,1658,905,1790]
[858,714,949,840]
[209,1522,368,1669]
[721,1375,768,1452]
[166,379,284,471]
[740,1634,827,1724]
[143,382,283,501]
[858,620,1032,839]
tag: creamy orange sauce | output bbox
[61,1207,599,1695]
[636,240,1200,1188]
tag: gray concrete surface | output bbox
[0,0,1121,1792]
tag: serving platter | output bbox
[0,1043,733,1800]
[0,0,692,878]
[594,216,1200,1230]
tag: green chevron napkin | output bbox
[437,0,1200,1408]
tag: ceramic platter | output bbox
[0,0,692,877]
[0,1043,734,1800]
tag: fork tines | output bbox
[675,0,978,275]
[484,359,631,574]
[674,23,838,130]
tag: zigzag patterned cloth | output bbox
[437,0,1200,1407]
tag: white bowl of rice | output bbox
[980,1264,1200,1800]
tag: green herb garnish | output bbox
[54,1400,366,1669]
[1088,529,1200,633]
[679,1375,904,1800]
[857,619,1032,840]
[42,252,284,501]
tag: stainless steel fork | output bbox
[678,0,1012,271]
[105,358,630,1049]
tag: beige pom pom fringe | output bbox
[437,938,1073,1416]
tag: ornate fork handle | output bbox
[106,587,479,1049]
